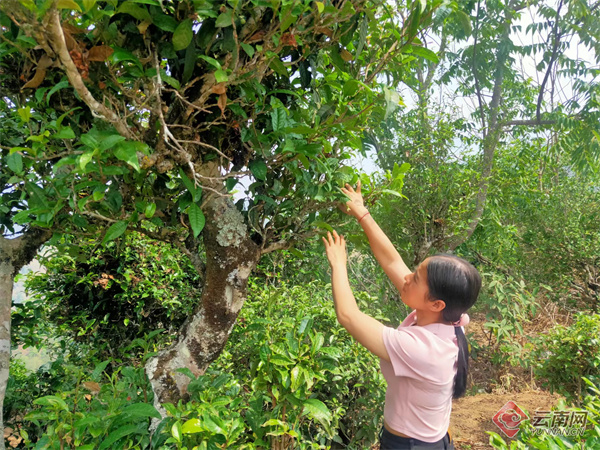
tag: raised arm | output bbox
[340,181,412,292]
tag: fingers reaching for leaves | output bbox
[339,180,368,219]
[322,230,347,268]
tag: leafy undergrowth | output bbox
[8,277,600,449]
[7,280,389,449]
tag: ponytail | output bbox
[453,326,469,399]
[425,254,481,400]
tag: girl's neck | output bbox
[414,309,451,327]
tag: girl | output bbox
[322,180,481,450]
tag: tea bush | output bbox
[18,363,159,449]
[208,279,390,449]
[531,313,600,403]
[11,279,393,449]
[17,233,200,362]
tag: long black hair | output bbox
[426,254,481,399]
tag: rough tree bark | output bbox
[145,194,261,407]
[0,229,52,450]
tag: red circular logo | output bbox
[492,401,530,438]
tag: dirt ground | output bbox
[449,300,572,449]
[450,389,564,449]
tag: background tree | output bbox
[361,0,600,266]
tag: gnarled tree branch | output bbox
[45,9,136,140]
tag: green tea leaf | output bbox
[102,220,128,244]
[249,159,267,181]
[114,142,140,171]
[226,178,238,191]
[179,168,202,202]
[198,55,222,70]
[290,365,301,391]
[173,19,194,51]
[121,403,162,419]
[381,189,405,198]
[152,13,178,32]
[171,421,182,443]
[188,203,206,238]
[54,127,76,139]
[144,203,156,218]
[240,43,254,57]
[17,106,31,123]
[33,396,69,411]
[110,48,142,68]
[271,108,287,132]
[57,0,81,11]
[99,134,126,151]
[7,153,23,174]
[181,419,203,434]
[301,399,331,426]
[98,425,140,450]
[343,79,360,97]
[214,69,228,82]
[82,0,96,11]
[117,2,151,21]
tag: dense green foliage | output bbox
[16,233,200,360]
[0,0,443,246]
[532,314,600,404]
[4,0,600,448]
[8,281,391,449]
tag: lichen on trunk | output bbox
[145,196,260,407]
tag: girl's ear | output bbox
[428,299,446,312]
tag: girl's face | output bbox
[401,259,431,310]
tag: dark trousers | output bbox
[379,426,455,450]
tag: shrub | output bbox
[15,279,391,449]
[13,362,157,449]
[17,233,200,362]
[211,279,389,449]
[474,272,539,367]
[532,313,600,403]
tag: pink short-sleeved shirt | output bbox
[379,310,460,443]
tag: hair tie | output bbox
[452,313,470,327]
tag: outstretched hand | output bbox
[322,230,347,268]
[339,180,368,219]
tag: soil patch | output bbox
[450,389,564,449]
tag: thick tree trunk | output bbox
[0,230,52,450]
[146,196,260,406]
